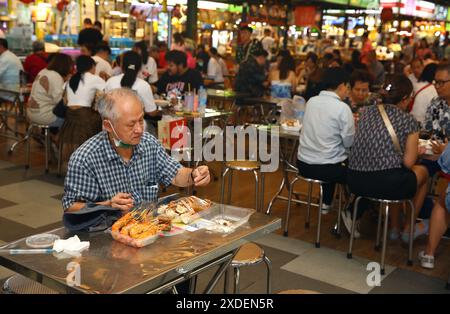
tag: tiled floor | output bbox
[0,131,449,294]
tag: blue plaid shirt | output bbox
[62,131,182,210]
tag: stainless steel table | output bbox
[0,84,31,153]
[255,125,304,215]
[0,204,281,294]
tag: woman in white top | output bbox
[27,53,73,127]
[207,47,224,84]
[105,50,157,116]
[66,56,105,108]
[410,63,438,126]
[59,56,105,160]
[133,41,158,84]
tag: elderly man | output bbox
[62,88,210,214]
[23,41,48,83]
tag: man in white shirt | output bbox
[0,38,24,101]
[207,47,224,84]
[261,28,275,60]
[92,42,113,81]
[406,58,424,91]
[298,67,355,212]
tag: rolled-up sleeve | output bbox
[62,158,100,211]
[155,142,182,187]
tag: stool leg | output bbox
[57,140,63,177]
[305,181,313,229]
[263,255,272,294]
[25,124,33,169]
[233,267,240,294]
[375,202,383,251]
[227,170,233,205]
[407,200,415,266]
[260,172,265,213]
[253,170,259,212]
[189,275,197,294]
[347,196,362,259]
[284,177,300,237]
[336,185,343,237]
[220,167,230,205]
[44,128,49,173]
[380,203,390,275]
[223,268,229,294]
[316,184,324,248]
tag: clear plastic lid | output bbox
[26,234,60,248]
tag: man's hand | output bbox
[192,166,210,187]
[111,193,134,213]
[431,139,448,155]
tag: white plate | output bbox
[155,99,171,108]
[281,124,301,132]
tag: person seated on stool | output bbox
[297,67,355,214]
[62,88,210,293]
[341,75,428,240]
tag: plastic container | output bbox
[199,205,255,233]
[198,86,207,114]
[26,234,60,248]
[109,229,160,248]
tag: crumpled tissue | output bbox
[53,235,90,254]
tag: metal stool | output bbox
[223,243,272,294]
[347,197,415,275]
[3,274,58,294]
[24,122,52,173]
[220,160,263,212]
[284,176,344,248]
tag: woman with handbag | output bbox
[26,53,73,128]
[59,55,105,162]
[341,75,429,241]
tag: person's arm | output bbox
[140,81,157,114]
[339,106,355,148]
[148,57,158,84]
[171,166,210,187]
[403,132,419,169]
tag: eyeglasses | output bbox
[433,79,450,87]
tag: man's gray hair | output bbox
[32,41,45,53]
[97,88,144,121]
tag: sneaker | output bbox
[321,204,332,214]
[401,220,429,243]
[418,251,435,269]
[341,210,361,238]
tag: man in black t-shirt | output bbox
[156,50,203,95]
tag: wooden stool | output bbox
[3,274,58,294]
[24,122,53,173]
[220,160,262,212]
[224,243,272,294]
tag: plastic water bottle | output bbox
[293,95,306,123]
[198,86,207,114]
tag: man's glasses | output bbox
[433,79,450,87]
